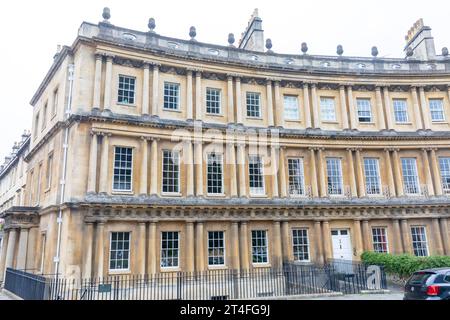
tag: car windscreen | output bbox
[408,272,434,285]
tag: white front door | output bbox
[331,229,353,261]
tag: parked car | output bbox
[404,268,450,300]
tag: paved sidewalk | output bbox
[302,292,404,300]
[0,289,18,300]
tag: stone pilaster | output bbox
[87,132,99,194]
[271,146,279,198]
[235,77,243,124]
[139,137,149,195]
[92,53,103,110]
[137,223,147,275]
[16,228,29,270]
[311,83,320,129]
[279,147,287,198]
[309,148,319,197]
[303,83,312,128]
[418,86,431,130]
[317,148,327,197]
[272,221,283,269]
[355,149,366,197]
[147,222,157,274]
[382,87,393,130]
[237,143,247,198]
[231,222,240,270]
[4,229,17,273]
[431,218,444,256]
[227,75,234,123]
[347,86,357,129]
[375,86,386,130]
[239,222,250,270]
[195,71,202,121]
[421,149,435,196]
[150,139,159,196]
[186,222,195,272]
[322,221,333,261]
[392,219,404,254]
[314,221,324,264]
[273,81,283,127]
[392,149,404,197]
[347,149,358,197]
[281,221,290,262]
[95,222,105,278]
[266,80,275,127]
[400,219,412,254]
[82,223,94,278]
[339,86,349,129]
[186,70,193,120]
[142,62,151,115]
[185,139,194,197]
[194,141,204,197]
[439,218,450,255]
[430,148,443,196]
[411,87,424,130]
[0,230,9,282]
[195,222,205,272]
[362,220,371,252]
[151,64,160,117]
[353,220,364,260]
[103,55,114,111]
[384,149,396,197]
[99,134,111,194]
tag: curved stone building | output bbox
[0,10,450,281]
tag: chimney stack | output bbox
[404,19,436,61]
[238,9,265,52]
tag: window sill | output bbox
[160,267,180,273]
[116,102,136,108]
[208,265,227,270]
[284,119,302,123]
[321,121,339,124]
[246,117,263,120]
[358,122,376,125]
[206,194,227,198]
[395,122,413,125]
[162,108,182,113]
[108,270,131,275]
[161,193,182,197]
[252,263,271,268]
[112,191,134,196]
[206,113,225,118]
[431,121,448,124]
[249,194,267,198]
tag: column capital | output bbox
[104,53,115,61]
[90,130,99,137]
[101,132,112,138]
[94,52,104,60]
[140,136,151,141]
[193,140,203,145]
[142,61,153,68]
[150,137,161,142]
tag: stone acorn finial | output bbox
[228,33,235,46]
[189,26,197,41]
[265,39,273,52]
[337,45,344,56]
[371,46,379,57]
[442,47,449,57]
[148,18,156,33]
[406,47,414,57]
[102,7,111,23]
[301,42,308,54]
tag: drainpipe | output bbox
[53,63,75,281]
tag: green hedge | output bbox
[361,251,450,280]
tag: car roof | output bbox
[415,268,450,274]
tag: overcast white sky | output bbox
[0,0,448,162]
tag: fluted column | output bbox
[440,218,450,255]
[195,71,202,121]
[151,64,160,117]
[303,83,312,128]
[83,223,94,278]
[314,221,324,264]
[92,53,103,110]
[231,222,240,270]
[239,222,250,270]
[95,222,105,278]
[347,149,358,197]
[400,219,412,254]
[150,139,159,196]
[4,229,17,272]
[272,221,283,269]
[237,143,247,198]
[235,77,243,124]
[195,222,205,272]
[185,139,194,197]
[147,222,157,274]
[375,86,386,130]
[383,87,393,130]
[194,141,204,197]
[422,149,435,196]
[279,147,287,198]
[266,80,275,127]
[99,134,111,194]
[318,148,327,197]
[392,149,404,197]
[274,81,283,127]
[142,62,150,116]
[432,218,444,256]
[140,137,149,195]
[281,221,290,262]
[362,220,371,252]
[87,132,99,193]
[390,219,402,254]
[186,222,195,272]
[322,221,333,261]
[271,146,279,198]
[339,86,349,129]
[355,149,366,197]
[385,150,396,197]
[411,87,424,130]
[186,70,193,120]
[103,55,113,111]
[309,148,319,197]
[430,148,443,196]
[227,75,234,123]
[0,230,9,282]
[137,223,146,275]
[311,83,320,128]
[353,220,364,260]
[227,143,238,197]
[347,86,357,129]
[419,86,431,130]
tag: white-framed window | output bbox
[118,75,136,105]
[357,98,372,123]
[113,147,133,192]
[52,88,59,116]
[326,158,343,195]
[411,226,429,257]
[364,158,381,195]
[207,153,223,195]
[393,99,409,123]
[161,231,179,268]
[208,231,225,266]
[372,227,389,253]
[320,97,336,121]
[429,99,445,122]
[162,150,180,194]
[401,158,420,194]
[163,82,180,110]
[206,88,221,115]
[248,155,265,195]
[109,232,130,271]
[284,95,300,120]
[251,230,268,264]
[288,158,305,196]
[292,229,310,262]
[46,153,53,190]
[439,157,450,194]
[246,92,261,118]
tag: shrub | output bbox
[361,251,450,282]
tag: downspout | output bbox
[53,63,75,281]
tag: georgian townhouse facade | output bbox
[0,10,450,281]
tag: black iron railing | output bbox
[4,268,49,300]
